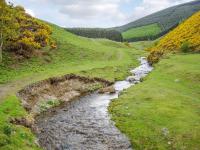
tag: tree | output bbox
[0,0,18,62]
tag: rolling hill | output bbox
[115,0,200,41]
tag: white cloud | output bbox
[25,8,35,17]
[50,0,127,27]
[8,0,193,27]
[54,0,193,27]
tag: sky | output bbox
[7,0,192,28]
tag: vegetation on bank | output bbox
[148,11,200,64]
[109,54,200,150]
[122,23,162,40]
[66,28,123,42]
[0,96,41,150]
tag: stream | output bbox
[35,57,153,150]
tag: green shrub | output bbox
[181,41,190,53]
[0,134,10,146]
[3,125,12,136]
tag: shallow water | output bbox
[35,57,153,150]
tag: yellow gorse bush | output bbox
[148,11,200,64]
[0,0,55,59]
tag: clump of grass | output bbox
[87,83,102,92]
[0,96,40,149]
[3,125,12,136]
[39,99,61,112]
[0,134,10,147]
[124,42,131,48]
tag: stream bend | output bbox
[36,57,153,150]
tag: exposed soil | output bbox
[17,74,112,116]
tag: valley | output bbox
[0,0,199,150]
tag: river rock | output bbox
[126,76,141,83]
[98,86,116,94]
[126,76,136,82]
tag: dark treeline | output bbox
[124,23,178,42]
[66,28,123,42]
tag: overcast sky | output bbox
[7,0,192,28]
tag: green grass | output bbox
[0,23,154,149]
[122,23,162,40]
[131,40,158,51]
[109,54,200,150]
[0,96,40,150]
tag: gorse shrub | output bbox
[148,11,200,64]
[0,1,55,60]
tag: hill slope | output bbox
[148,11,200,64]
[115,0,200,41]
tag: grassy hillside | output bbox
[115,0,200,41]
[122,23,161,40]
[148,11,200,64]
[0,21,150,149]
[0,24,145,84]
[109,54,200,149]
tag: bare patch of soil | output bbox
[17,74,112,116]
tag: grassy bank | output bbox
[0,23,150,149]
[0,96,40,150]
[109,54,200,150]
